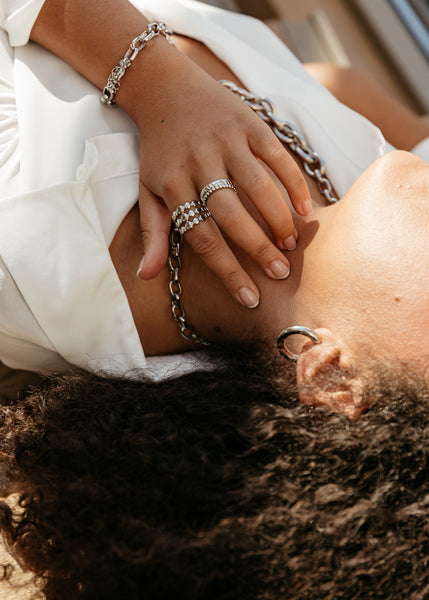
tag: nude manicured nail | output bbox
[238,287,259,309]
[136,257,144,278]
[281,235,296,251]
[303,199,313,215]
[269,259,290,279]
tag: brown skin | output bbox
[31,0,312,309]
[111,40,429,421]
[110,36,429,355]
[31,8,429,416]
[305,63,429,151]
[108,35,328,356]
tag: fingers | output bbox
[249,125,313,217]
[137,118,311,308]
[137,182,171,280]
[184,218,261,308]
[160,173,262,308]
[137,191,262,308]
[226,150,298,248]
[202,184,292,280]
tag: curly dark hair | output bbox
[0,351,429,599]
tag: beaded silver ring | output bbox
[199,178,237,206]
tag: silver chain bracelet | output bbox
[168,80,338,345]
[101,22,176,106]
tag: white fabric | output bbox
[0,0,427,376]
[413,136,429,162]
[0,0,45,46]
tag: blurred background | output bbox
[200,0,429,115]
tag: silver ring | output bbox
[200,178,237,205]
[277,326,321,362]
[171,200,211,235]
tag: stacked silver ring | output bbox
[171,178,236,235]
[200,178,237,205]
[171,200,211,235]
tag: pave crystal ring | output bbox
[199,178,237,205]
[171,200,211,235]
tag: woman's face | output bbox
[298,150,429,367]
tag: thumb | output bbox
[137,181,171,280]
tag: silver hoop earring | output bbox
[277,326,321,362]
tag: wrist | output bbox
[112,34,180,125]
[101,23,176,108]
[31,0,178,123]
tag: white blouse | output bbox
[0,0,427,376]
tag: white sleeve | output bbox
[0,0,46,46]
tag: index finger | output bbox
[184,218,261,309]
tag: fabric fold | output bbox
[0,182,146,374]
[1,0,46,46]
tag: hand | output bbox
[31,0,311,309]
[133,45,312,308]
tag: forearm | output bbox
[305,63,429,150]
[30,0,178,123]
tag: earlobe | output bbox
[296,328,366,419]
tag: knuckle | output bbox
[161,171,183,198]
[190,232,222,259]
[187,146,206,170]
[252,239,274,261]
[206,127,224,144]
[269,143,287,165]
[252,119,275,142]
[217,208,242,229]
[190,232,244,284]
[140,230,151,252]
[219,268,242,285]
[248,172,271,195]
[140,229,150,242]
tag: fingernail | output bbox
[136,257,144,278]
[238,287,259,308]
[281,235,296,251]
[269,259,290,279]
[303,199,313,215]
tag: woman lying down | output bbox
[0,0,429,597]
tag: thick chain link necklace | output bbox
[221,80,338,204]
[169,80,337,344]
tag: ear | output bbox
[295,328,366,420]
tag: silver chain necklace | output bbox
[221,80,338,204]
[169,80,337,344]
[169,226,210,346]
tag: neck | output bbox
[180,209,325,351]
[110,196,337,358]
[110,187,337,359]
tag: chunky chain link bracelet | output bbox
[101,22,175,106]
